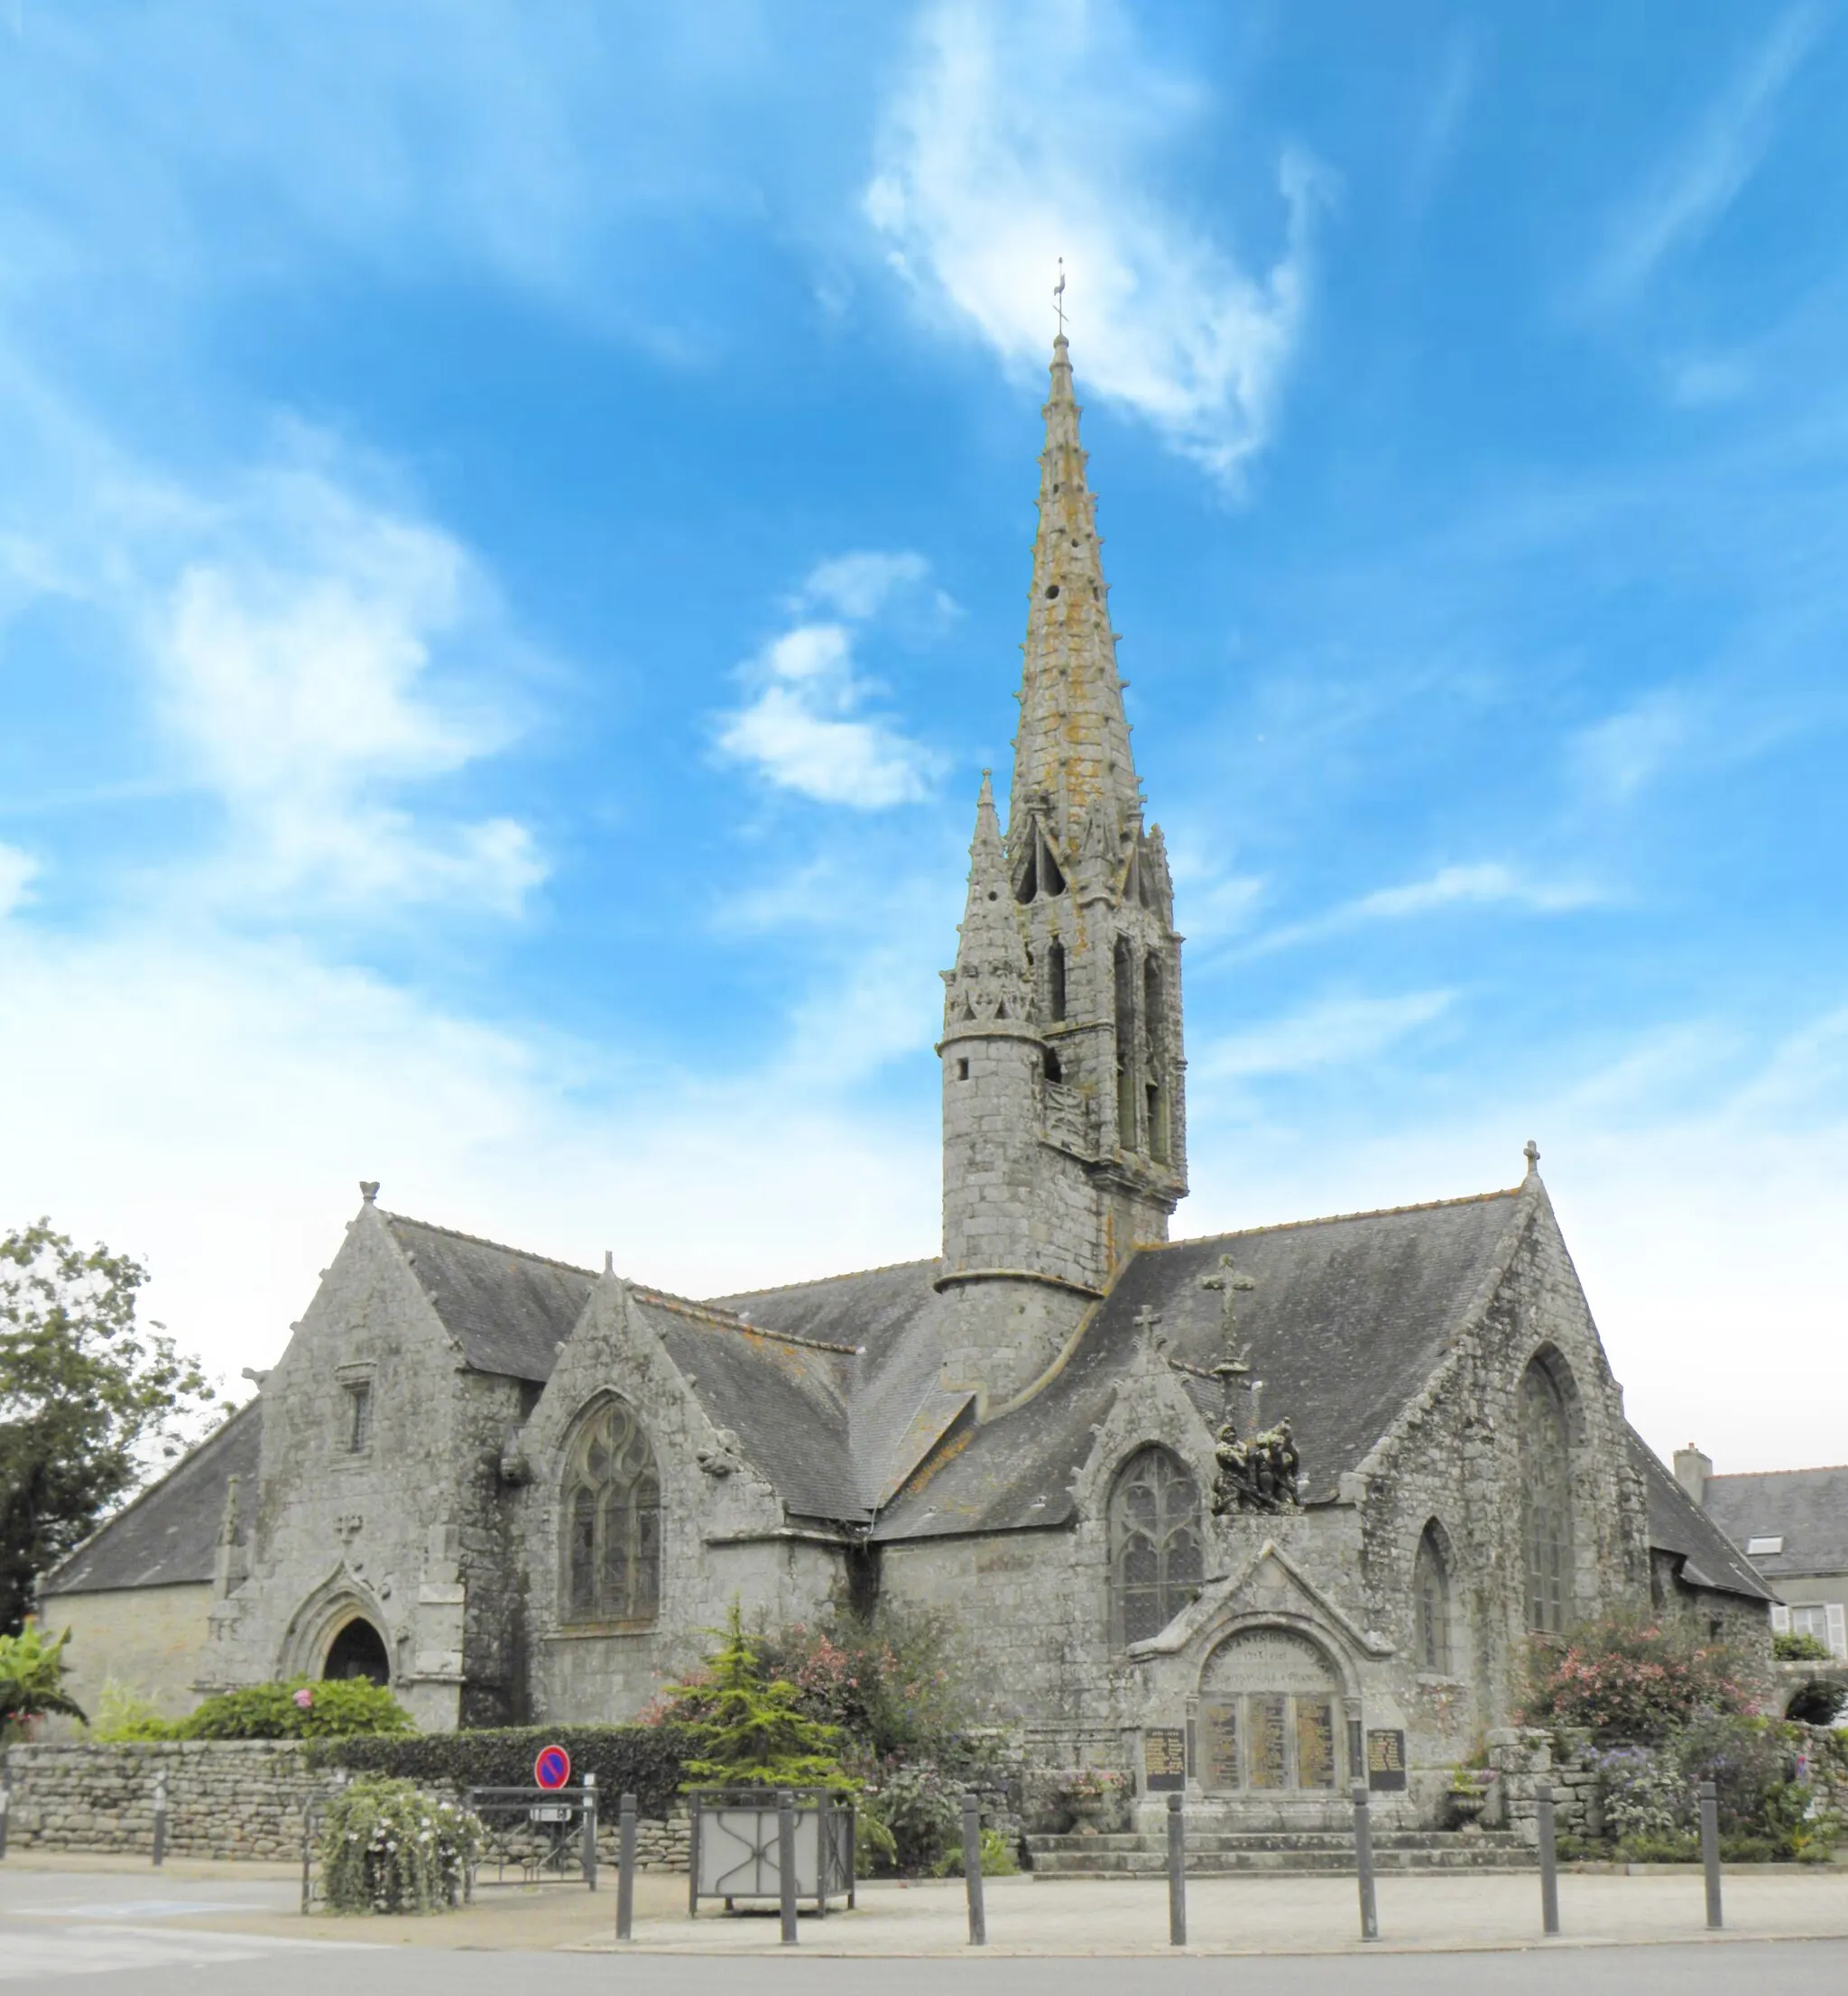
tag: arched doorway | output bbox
[1198,1628,1343,1794]
[322,1616,391,1685]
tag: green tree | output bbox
[676,1603,851,1791]
[1,1220,218,1632]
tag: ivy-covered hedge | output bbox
[308,1724,695,1818]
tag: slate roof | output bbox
[384,1213,596,1381]
[629,1287,866,1525]
[873,1187,1530,1541]
[1631,1436,1774,1603]
[1701,1465,1848,1582]
[40,1399,262,1595]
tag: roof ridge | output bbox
[1710,1463,1848,1480]
[1160,1184,1524,1248]
[632,1285,859,1357]
[707,1255,938,1303]
[382,1209,596,1279]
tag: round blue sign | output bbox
[533,1744,571,1791]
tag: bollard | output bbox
[1699,1779,1723,1930]
[1166,1792,1187,1947]
[0,1765,11,1862]
[581,1771,597,1891]
[961,1792,987,1946]
[1351,1781,1379,1942]
[152,1777,168,1869]
[1536,1780,1560,1936]
[777,1789,799,1945]
[615,1791,637,1941]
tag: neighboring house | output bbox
[1677,1448,1848,1660]
[36,1400,262,1720]
[37,337,1771,1825]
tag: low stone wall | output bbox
[2,1741,323,1862]
[0,1740,689,1871]
[1485,1726,1601,1844]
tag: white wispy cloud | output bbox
[864,0,1324,480]
[151,463,545,914]
[1196,991,1453,1081]
[0,844,39,918]
[1582,5,1821,311]
[1238,863,1602,957]
[715,551,945,808]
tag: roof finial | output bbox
[1053,257,1067,339]
[1523,1139,1539,1176]
[603,1249,614,1275]
[359,1180,379,1205]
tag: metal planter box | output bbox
[688,1788,855,1916]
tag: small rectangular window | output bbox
[1746,1536,1784,1556]
[1789,1604,1829,1643]
[344,1381,373,1453]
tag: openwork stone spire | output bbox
[1011,334,1141,865]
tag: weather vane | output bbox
[1054,258,1067,337]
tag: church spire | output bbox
[1011,334,1141,870]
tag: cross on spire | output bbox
[1054,258,1067,337]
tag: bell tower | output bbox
[937,333,1187,1409]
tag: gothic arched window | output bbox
[1413,1523,1452,1672]
[560,1397,661,1627]
[1109,1446,1203,1648]
[1519,1360,1574,1635]
[1142,956,1169,1163]
[1113,940,1138,1147]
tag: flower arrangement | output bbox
[317,1776,483,1914]
[1060,1768,1126,1804]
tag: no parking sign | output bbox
[533,1743,571,1791]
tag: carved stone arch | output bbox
[1523,1341,1587,1444]
[557,1391,661,1630]
[1194,1615,1358,1795]
[279,1566,393,1682]
[1107,1442,1204,1650]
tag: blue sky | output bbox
[3,2,1845,1472]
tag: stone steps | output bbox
[1027,1829,1534,1877]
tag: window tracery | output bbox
[559,1397,661,1626]
[1109,1446,1203,1647]
[1519,1360,1574,1635]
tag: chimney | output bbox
[1674,1444,1713,1508]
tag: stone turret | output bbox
[937,334,1188,1410]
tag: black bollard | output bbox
[152,1777,167,1869]
[1699,1779,1723,1930]
[961,1792,987,1946]
[1166,1792,1187,1946]
[615,1791,637,1941]
[581,1771,597,1891]
[1351,1781,1378,1942]
[777,1789,799,1945]
[1536,1780,1560,1936]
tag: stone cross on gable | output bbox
[1200,1252,1256,1341]
[1132,1304,1164,1353]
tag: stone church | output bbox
[44,337,1769,1825]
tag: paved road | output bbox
[4,1931,1848,1993]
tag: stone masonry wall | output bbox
[1,1740,691,1871]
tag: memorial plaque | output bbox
[1248,1694,1289,1788]
[1366,1728,1408,1792]
[1296,1698,1336,1790]
[1200,1701,1240,1792]
[1204,1629,1336,1696]
[1144,1725,1187,1792]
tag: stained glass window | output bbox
[1109,1447,1204,1647]
[559,1397,661,1625]
[1520,1362,1574,1635]
[1414,1524,1452,1672]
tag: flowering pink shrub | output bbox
[294,1687,315,1710]
[1521,1613,1757,1742]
